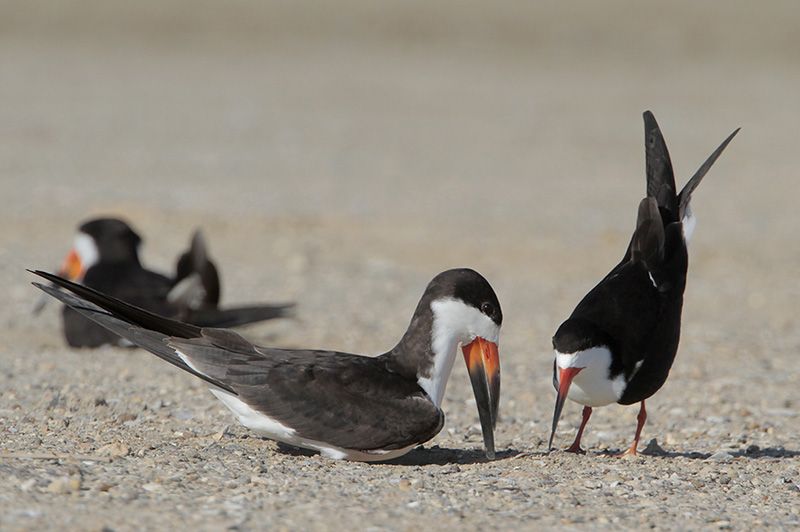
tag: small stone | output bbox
[19,478,37,492]
[641,438,666,456]
[97,442,130,458]
[708,451,733,463]
[45,476,81,494]
[212,426,230,442]
[746,444,760,454]
[398,479,412,491]
[117,413,137,423]
[442,464,461,474]
[142,483,161,492]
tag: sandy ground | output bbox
[1,1,799,530]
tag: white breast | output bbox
[555,347,624,407]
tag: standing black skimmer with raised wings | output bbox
[32,268,502,461]
[548,111,739,455]
[36,218,293,347]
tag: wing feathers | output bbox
[643,110,678,216]
[631,197,665,267]
[31,280,234,393]
[678,127,740,220]
[31,270,200,338]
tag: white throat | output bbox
[418,298,500,407]
[74,232,100,271]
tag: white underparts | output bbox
[555,347,623,407]
[420,298,500,407]
[682,205,696,244]
[176,350,417,462]
[210,389,415,462]
[74,232,99,271]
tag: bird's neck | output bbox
[384,300,465,407]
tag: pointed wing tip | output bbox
[29,269,56,283]
[191,228,206,244]
[643,110,659,129]
[637,196,660,217]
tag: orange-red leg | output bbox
[619,400,647,456]
[565,406,592,454]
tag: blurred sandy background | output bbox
[1,1,799,529]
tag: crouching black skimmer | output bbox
[31,268,502,461]
[548,111,739,455]
[35,218,293,347]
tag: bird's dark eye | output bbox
[481,302,495,316]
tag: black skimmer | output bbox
[31,268,502,461]
[37,218,293,347]
[548,111,739,455]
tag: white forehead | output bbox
[74,232,99,269]
[430,297,500,344]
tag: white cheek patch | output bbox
[430,298,500,345]
[419,298,500,407]
[74,232,100,270]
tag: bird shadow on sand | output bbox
[386,445,533,466]
[274,442,534,465]
[597,445,800,461]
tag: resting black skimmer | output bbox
[548,111,739,455]
[31,268,502,461]
[38,218,293,347]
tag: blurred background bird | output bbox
[34,217,294,347]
